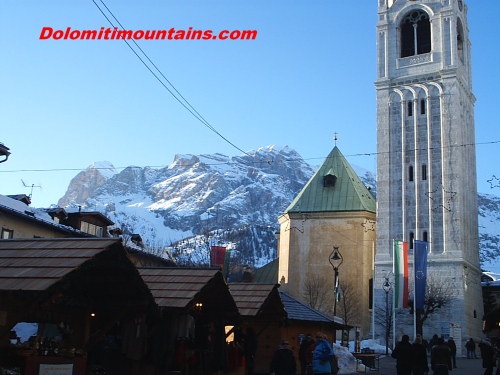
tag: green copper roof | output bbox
[285,146,376,214]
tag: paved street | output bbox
[344,355,485,375]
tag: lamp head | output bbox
[329,247,343,269]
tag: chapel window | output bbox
[409,166,414,182]
[400,10,431,57]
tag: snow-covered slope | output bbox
[57,146,317,265]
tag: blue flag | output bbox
[414,240,428,309]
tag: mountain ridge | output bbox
[56,145,500,270]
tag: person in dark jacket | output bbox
[466,338,478,359]
[392,334,415,375]
[431,338,452,375]
[413,335,429,375]
[270,340,297,375]
[429,334,439,350]
[299,334,315,375]
[479,338,495,375]
[447,337,457,368]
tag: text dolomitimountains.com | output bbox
[39,27,258,41]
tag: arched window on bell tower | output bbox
[400,10,431,58]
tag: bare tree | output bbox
[403,274,454,335]
[336,280,361,326]
[301,274,332,313]
[375,288,394,352]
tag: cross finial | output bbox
[334,133,338,146]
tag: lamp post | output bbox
[329,246,343,343]
[383,277,391,355]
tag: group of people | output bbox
[392,334,499,375]
[392,334,457,375]
[269,332,335,375]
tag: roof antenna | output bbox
[334,133,338,146]
[21,179,42,199]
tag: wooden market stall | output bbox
[0,238,156,375]
[138,267,241,375]
[228,283,287,375]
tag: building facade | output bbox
[374,0,483,343]
[278,146,376,336]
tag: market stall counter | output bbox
[24,356,87,375]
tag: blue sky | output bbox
[0,1,499,208]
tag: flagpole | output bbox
[413,241,417,340]
[372,241,375,340]
[392,239,396,350]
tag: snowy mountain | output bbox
[56,145,499,270]
[57,146,320,267]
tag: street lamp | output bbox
[329,246,343,343]
[0,143,10,164]
[383,277,392,355]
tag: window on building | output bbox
[400,10,431,57]
[323,174,337,187]
[420,99,426,115]
[407,101,413,117]
[422,164,427,180]
[1,228,14,239]
[80,221,104,237]
[423,231,428,242]
[409,232,415,249]
[409,166,414,182]
[457,18,464,62]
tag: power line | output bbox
[91,0,251,157]
[1,139,499,174]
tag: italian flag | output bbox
[394,241,409,308]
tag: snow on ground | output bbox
[334,339,391,374]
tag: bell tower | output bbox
[374,0,483,342]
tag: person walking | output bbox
[466,338,478,359]
[447,337,457,368]
[429,334,439,351]
[431,338,452,375]
[270,340,297,375]
[312,332,333,375]
[392,334,415,375]
[479,338,495,375]
[299,334,315,375]
[413,335,430,375]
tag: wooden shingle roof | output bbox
[138,268,239,321]
[0,238,120,291]
[229,283,280,316]
[229,283,286,322]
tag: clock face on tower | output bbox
[458,0,463,11]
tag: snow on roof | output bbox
[0,194,85,235]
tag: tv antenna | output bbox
[21,179,42,198]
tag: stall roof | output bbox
[228,283,284,317]
[0,238,155,323]
[0,238,121,290]
[279,290,352,330]
[138,267,239,317]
